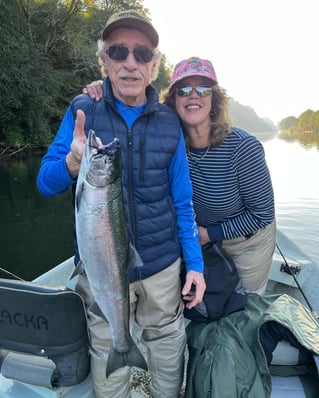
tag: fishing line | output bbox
[0,267,25,281]
[276,243,318,319]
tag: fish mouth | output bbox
[87,130,120,157]
[97,138,120,156]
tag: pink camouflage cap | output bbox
[169,57,218,88]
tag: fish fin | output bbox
[106,342,147,377]
[70,260,85,280]
[128,243,144,269]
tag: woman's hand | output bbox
[83,80,103,101]
[199,226,211,246]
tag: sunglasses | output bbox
[176,86,213,97]
[105,45,154,63]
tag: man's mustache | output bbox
[117,71,143,80]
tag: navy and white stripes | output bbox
[187,127,275,241]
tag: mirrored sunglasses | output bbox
[176,86,213,97]
[105,45,154,63]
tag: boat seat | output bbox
[270,341,319,397]
[0,278,90,388]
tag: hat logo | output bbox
[181,57,215,76]
[117,11,148,22]
[188,57,201,64]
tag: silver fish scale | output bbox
[75,131,147,376]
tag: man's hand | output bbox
[182,270,206,309]
[83,80,103,101]
[66,110,86,179]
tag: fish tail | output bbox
[106,342,147,377]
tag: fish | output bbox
[74,129,147,377]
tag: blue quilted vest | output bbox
[71,79,182,282]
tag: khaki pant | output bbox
[222,220,276,295]
[74,258,186,398]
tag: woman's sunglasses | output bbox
[176,86,213,97]
[105,45,154,64]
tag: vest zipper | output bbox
[139,138,145,182]
[127,129,136,242]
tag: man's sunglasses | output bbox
[105,45,154,63]
[176,86,213,97]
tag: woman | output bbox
[84,56,276,295]
[161,56,276,295]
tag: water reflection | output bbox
[263,138,319,265]
[279,131,319,151]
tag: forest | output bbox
[1,0,317,156]
[0,0,172,151]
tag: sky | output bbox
[143,0,319,124]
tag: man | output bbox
[37,9,205,398]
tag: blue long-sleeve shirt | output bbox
[37,99,204,274]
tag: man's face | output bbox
[102,27,156,106]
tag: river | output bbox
[0,133,318,281]
[263,135,319,266]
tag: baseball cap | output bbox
[102,10,159,47]
[170,57,218,88]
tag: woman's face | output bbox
[175,76,213,129]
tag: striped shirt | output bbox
[187,127,275,241]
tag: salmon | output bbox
[75,130,147,377]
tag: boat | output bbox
[0,229,318,398]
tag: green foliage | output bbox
[152,54,173,93]
[278,109,319,149]
[278,110,319,134]
[0,0,172,150]
[0,0,95,147]
[278,116,297,131]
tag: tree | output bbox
[296,109,315,132]
[278,116,297,131]
[314,111,319,132]
[152,54,173,93]
[0,0,175,150]
[0,0,93,146]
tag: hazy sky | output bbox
[144,0,318,124]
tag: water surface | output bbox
[0,135,318,280]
